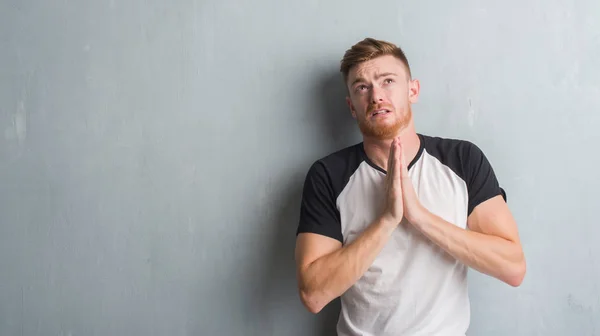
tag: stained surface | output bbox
[1,1,599,335]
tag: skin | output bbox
[294,54,526,314]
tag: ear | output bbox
[346,96,357,119]
[408,79,420,104]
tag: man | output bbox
[294,37,526,335]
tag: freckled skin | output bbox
[345,55,419,140]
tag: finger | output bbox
[387,138,396,176]
[384,139,394,189]
[395,138,403,182]
[399,138,410,183]
[398,139,404,170]
[389,138,399,187]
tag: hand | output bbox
[397,137,426,224]
[382,137,404,225]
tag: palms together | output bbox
[384,137,423,225]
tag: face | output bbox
[345,55,420,140]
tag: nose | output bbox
[370,85,384,104]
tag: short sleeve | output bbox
[463,142,507,215]
[296,161,343,243]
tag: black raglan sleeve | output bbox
[463,142,507,216]
[296,161,343,243]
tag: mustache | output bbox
[367,103,394,114]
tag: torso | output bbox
[297,133,505,336]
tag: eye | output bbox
[383,78,394,84]
[355,85,368,92]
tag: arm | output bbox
[399,139,525,286]
[408,196,526,286]
[295,215,396,313]
[295,138,405,313]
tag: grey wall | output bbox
[1,1,599,335]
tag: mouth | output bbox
[370,109,391,118]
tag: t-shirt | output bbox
[296,133,506,336]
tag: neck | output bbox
[362,123,421,172]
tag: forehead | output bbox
[348,55,407,82]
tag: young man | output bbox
[294,38,526,335]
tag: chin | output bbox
[359,122,404,140]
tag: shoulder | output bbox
[419,134,506,211]
[300,143,368,209]
[419,133,481,159]
[297,144,364,243]
[304,143,365,184]
[418,133,498,184]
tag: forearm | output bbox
[299,215,396,313]
[411,210,525,286]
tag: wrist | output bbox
[406,205,430,228]
[379,212,401,232]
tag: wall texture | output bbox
[1,0,599,335]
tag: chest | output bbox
[337,156,469,244]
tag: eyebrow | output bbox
[350,72,398,87]
[375,72,398,79]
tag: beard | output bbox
[357,104,412,140]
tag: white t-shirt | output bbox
[297,133,506,336]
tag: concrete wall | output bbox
[1,0,599,335]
